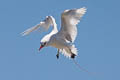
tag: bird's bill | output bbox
[39,45,44,51]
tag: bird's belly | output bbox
[51,42,64,49]
[50,39,66,49]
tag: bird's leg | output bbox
[56,49,60,59]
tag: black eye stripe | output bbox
[40,42,47,46]
[44,42,46,45]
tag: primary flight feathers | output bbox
[21,16,56,36]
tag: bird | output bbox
[21,7,87,59]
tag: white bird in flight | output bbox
[22,7,87,59]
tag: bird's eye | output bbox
[44,42,47,45]
[41,42,47,46]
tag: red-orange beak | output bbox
[39,42,46,51]
[39,45,44,51]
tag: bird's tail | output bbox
[71,45,78,56]
[60,45,78,58]
[72,59,95,75]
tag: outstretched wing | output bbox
[58,7,87,42]
[21,16,55,36]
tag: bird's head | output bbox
[39,41,47,51]
[39,33,51,51]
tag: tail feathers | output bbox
[60,45,78,58]
[72,59,95,75]
[71,45,78,55]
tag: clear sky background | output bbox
[0,0,120,80]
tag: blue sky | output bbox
[0,0,120,80]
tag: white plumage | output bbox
[21,7,87,59]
